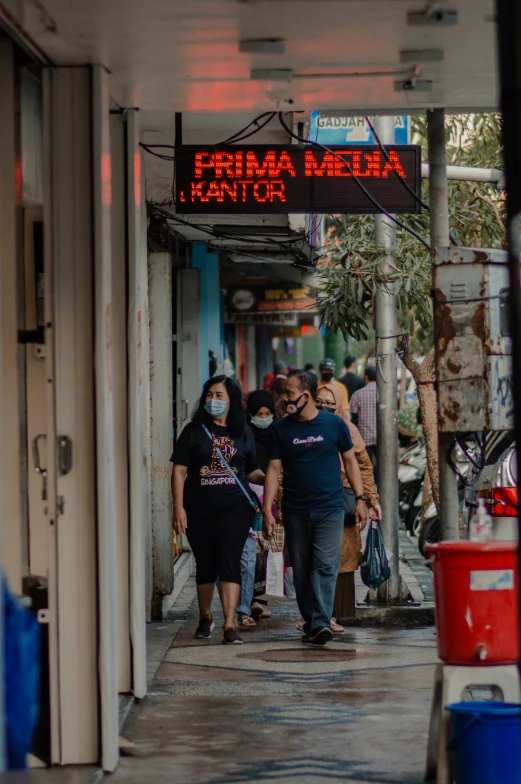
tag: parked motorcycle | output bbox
[399,438,477,556]
[398,440,426,534]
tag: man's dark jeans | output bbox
[282,509,345,632]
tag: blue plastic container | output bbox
[447,701,521,784]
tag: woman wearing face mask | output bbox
[171,376,265,645]
[234,390,278,629]
[315,384,381,630]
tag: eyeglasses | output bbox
[316,400,336,409]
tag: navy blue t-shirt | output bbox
[269,410,354,513]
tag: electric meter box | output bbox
[433,247,513,433]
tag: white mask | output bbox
[251,415,273,429]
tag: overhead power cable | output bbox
[140,111,279,162]
[150,206,313,265]
[364,116,458,246]
[277,112,431,251]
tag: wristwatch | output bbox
[355,494,368,502]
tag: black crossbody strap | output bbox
[201,424,259,512]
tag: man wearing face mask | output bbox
[317,357,349,413]
[262,370,368,646]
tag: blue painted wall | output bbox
[191,242,222,388]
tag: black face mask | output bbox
[321,371,334,381]
[284,392,309,416]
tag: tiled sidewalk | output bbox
[114,578,438,784]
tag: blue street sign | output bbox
[309,112,410,145]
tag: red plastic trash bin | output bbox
[426,541,519,665]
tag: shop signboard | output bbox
[226,284,317,318]
[309,111,410,145]
[225,312,299,326]
[175,144,421,214]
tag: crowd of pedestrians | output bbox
[171,356,378,647]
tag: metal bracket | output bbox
[57,435,72,476]
[18,327,45,344]
[37,608,51,624]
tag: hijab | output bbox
[321,383,365,453]
[246,389,276,473]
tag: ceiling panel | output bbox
[8,0,498,113]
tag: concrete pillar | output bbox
[149,252,174,619]
[427,108,459,542]
[126,109,148,697]
[109,113,131,695]
[191,243,221,386]
[0,35,22,592]
[256,325,269,386]
[246,325,257,392]
[374,115,400,602]
[44,65,99,765]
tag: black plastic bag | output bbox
[360,521,391,590]
[254,547,268,597]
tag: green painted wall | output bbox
[324,329,347,378]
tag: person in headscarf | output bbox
[246,390,276,473]
[295,382,381,633]
[236,390,279,629]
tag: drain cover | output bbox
[237,648,364,663]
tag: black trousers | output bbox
[366,444,377,474]
[186,499,252,585]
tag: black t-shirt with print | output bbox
[171,421,259,512]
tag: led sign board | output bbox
[175,145,421,215]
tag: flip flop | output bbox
[237,614,257,629]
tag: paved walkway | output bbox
[114,569,438,784]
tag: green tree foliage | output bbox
[317,114,505,352]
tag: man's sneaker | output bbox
[222,628,244,645]
[194,617,215,639]
[307,626,334,646]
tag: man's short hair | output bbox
[365,364,377,382]
[344,354,356,369]
[287,369,318,399]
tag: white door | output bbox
[176,268,201,435]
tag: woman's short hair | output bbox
[192,375,246,439]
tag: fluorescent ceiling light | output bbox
[240,39,285,54]
[407,10,458,26]
[400,49,444,63]
[250,68,293,81]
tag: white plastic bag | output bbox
[265,550,284,597]
[284,567,296,599]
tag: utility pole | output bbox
[374,116,400,602]
[495,0,521,682]
[426,109,460,541]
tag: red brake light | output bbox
[482,487,519,517]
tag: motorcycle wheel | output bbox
[400,477,424,527]
[418,516,441,558]
[407,506,423,538]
